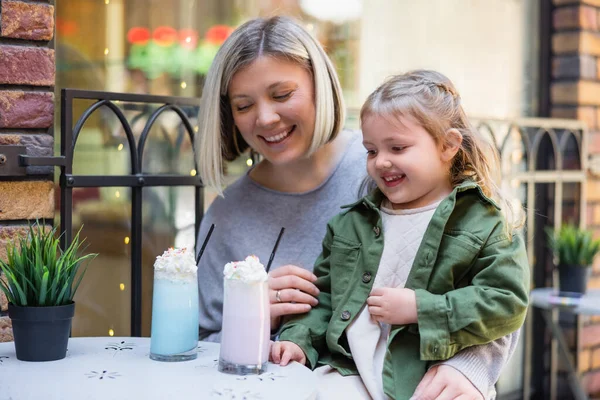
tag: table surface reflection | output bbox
[0,337,317,400]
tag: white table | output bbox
[0,337,317,400]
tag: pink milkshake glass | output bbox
[218,257,270,375]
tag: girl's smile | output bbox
[381,174,406,187]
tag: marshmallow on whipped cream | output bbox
[154,247,197,281]
[223,255,268,282]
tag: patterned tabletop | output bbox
[0,337,317,400]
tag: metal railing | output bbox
[19,89,203,337]
[476,117,588,400]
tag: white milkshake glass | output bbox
[218,256,270,375]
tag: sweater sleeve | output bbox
[436,330,520,400]
[196,204,227,342]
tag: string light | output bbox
[246,159,253,167]
[105,0,109,4]
[119,283,125,291]
[108,329,114,336]
[124,236,130,244]
[194,126,199,133]
[190,169,197,176]
[117,144,123,151]
[180,82,187,89]
[115,190,120,198]
[185,37,192,43]
[104,48,109,56]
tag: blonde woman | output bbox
[196,16,516,400]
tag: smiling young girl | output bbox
[271,70,530,400]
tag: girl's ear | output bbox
[441,128,463,162]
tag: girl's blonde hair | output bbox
[360,70,524,234]
[196,16,345,193]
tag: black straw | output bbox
[265,227,285,274]
[196,224,215,265]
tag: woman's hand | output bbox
[270,341,307,366]
[268,265,320,330]
[411,365,484,400]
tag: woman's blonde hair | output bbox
[360,70,524,234]
[196,16,345,193]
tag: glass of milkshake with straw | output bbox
[150,247,199,362]
[218,255,270,375]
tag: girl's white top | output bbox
[223,255,268,282]
[153,247,198,282]
[345,199,441,400]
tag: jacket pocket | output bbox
[329,235,361,309]
[431,233,480,290]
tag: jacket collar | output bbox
[341,180,500,212]
[455,179,501,209]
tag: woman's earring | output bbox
[250,149,260,165]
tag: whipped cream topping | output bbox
[153,247,197,282]
[223,255,268,282]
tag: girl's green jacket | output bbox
[279,180,530,399]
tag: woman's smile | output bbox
[261,125,296,145]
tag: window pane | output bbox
[71,187,132,337]
[535,132,556,171]
[561,132,581,171]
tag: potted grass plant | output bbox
[0,222,96,361]
[546,224,600,295]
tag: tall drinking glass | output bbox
[150,248,199,362]
[218,256,270,374]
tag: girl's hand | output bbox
[411,364,483,400]
[270,341,307,366]
[268,265,320,330]
[367,287,418,325]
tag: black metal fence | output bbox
[19,89,203,337]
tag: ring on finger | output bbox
[276,290,283,303]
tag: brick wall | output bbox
[0,0,55,342]
[552,0,600,396]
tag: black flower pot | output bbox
[558,265,591,295]
[8,302,75,361]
